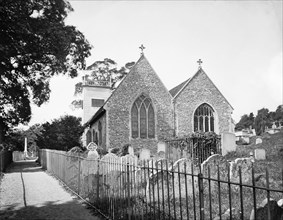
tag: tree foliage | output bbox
[37,115,84,151]
[235,113,254,131]
[235,105,283,134]
[2,124,43,151]
[254,108,270,135]
[0,0,92,143]
[71,59,135,109]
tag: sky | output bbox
[27,0,282,127]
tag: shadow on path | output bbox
[0,160,102,220]
[0,200,101,220]
[6,160,42,173]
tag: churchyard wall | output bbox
[174,70,233,137]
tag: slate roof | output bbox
[169,78,190,97]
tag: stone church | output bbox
[82,53,234,155]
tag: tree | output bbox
[274,105,283,121]
[37,115,84,151]
[235,112,254,131]
[71,59,135,109]
[0,0,92,144]
[254,108,270,135]
[3,124,43,152]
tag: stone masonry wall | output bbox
[104,55,174,154]
[90,114,106,149]
[174,69,233,137]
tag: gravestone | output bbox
[201,154,229,193]
[80,142,100,201]
[201,154,229,180]
[230,157,253,184]
[100,152,120,174]
[86,142,99,159]
[277,199,283,208]
[139,148,150,161]
[128,146,134,155]
[145,169,172,204]
[256,138,262,145]
[157,141,166,153]
[254,149,266,160]
[121,154,138,172]
[99,152,121,193]
[249,200,283,220]
[172,158,199,197]
[155,158,168,170]
[272,122,276,129]
[157,150,165,159]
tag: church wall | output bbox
[89,114,107,150]
[174,70,233,137]
[104,56,174,154]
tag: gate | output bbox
[165,132,221,164]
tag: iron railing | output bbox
[39,149,283,220]
[165,135,221,165]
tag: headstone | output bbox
[155,158,168,170]
[128,146,134,155]
[221,132,236,155]
[256,138,262,145]
[201,154,230,192]
[99,152,121,193]
[139,148,151,161]
[251,200,283,220]
[230,157,253,184]
[202,154,229,179]
[277,199,283,208]
[121,154,138,171]
[254,149,266,160]
[146,169,172,204]
[272,122,276,129]
[86,142,99,159]
[172,158,199,197]
[157,150,165,159]
[100,152,120,174]
[157,141,166,153]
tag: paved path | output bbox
[0,160,101,220]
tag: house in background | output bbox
[82,52,234,156]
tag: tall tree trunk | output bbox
[0,117,5,145]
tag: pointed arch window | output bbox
[86,130,91,145]
[194,103,215,132]
[98,121,102,146]
[131,94,155,139]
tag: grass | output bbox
[224,129,283,182]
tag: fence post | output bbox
[96,159,100,203]
[127,163,131,220]
[198,172,205,220]
[78,156,81,195]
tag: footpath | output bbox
[0,160,101,220]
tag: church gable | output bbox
[174,68,233,136]
[104,55,174,151]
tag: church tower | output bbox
[82,70,112,124]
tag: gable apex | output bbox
[172,68,233,110]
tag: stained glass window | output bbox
[131,95,155,139]
[194,104,215,132]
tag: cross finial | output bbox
[197,59,203,69]
[139,44,145,55]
